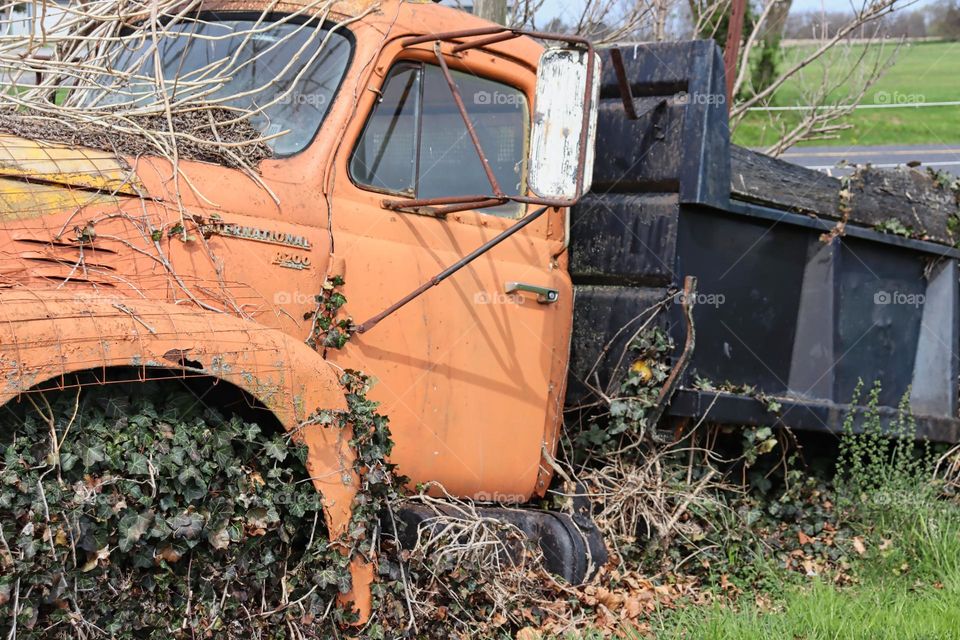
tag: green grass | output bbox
[639,389,960,639]
[651,577,960,639]
[646,502,960,639]
[733,40,960,148]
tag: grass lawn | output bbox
[636,408,960,640]
[640,497,960,639]
[733,40,960,148]
[651,577,960,639]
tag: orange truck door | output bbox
[328,45,572,501]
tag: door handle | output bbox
[504,281,559,304]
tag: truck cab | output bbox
[0,0,600,613]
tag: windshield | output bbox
[93,14,352,157]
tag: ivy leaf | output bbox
[264,440,287,462]
[169,513,204,540]
[81,444,105,468]
[128,452,150,476]
[118,511,153,552]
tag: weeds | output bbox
[647,381,960,639]
[836,381,937,509]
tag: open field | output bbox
[733,40,960,149]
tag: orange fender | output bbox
[0,290,373,619]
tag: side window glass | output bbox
[350,64,421,195]
[350,61,528,217]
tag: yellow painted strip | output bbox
[0,177,119,219]
[0,135,142,195]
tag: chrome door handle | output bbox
[504,281,559,304]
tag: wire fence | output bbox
[747,100,960,112]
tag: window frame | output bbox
[348,61,423,198]
[347,56,532,217]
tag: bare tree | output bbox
[762,39,896,155]
[728,0,911,153]
[445,0,914,152]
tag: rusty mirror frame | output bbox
[380,28,600,218]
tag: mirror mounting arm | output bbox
[385,27,598,213]
[432,42,505,199]
[353,206,553,334]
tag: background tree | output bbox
[474,0,509,25]
[929,0,960,38]
[445,0,916,154]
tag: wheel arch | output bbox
[0,291,359,536]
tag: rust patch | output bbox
[162,348,204,370]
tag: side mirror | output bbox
[529,47,601,202]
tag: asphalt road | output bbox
[779,145,960,178]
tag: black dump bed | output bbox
[567,41,960,441]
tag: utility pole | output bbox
[473,0,508,26]
[723,0,747,104]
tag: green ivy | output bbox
[306,276,352,350]
[570,326,674,456]
[0,384,352,638]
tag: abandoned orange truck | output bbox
[0,0,603,617]
[6,0,960,625]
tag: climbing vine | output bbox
[312,370,404,565]
[306,276,353,350]
[570,326,675,456]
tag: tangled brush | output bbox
[0,0,371,171]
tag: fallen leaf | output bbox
[157,545,182,564]
[798,531,814,545]
[81,546,111,572]
[853,537,867,555]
